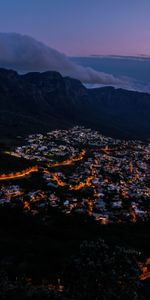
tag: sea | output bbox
[71,56,150,93]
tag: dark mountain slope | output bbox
[87,87,150,139]
[0,68,150,140]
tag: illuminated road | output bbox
[0,166,38,181]
[0,149,97,192]
[48,163,96,191]
[46,149,95,191]
[70,174,94,191]
[51,173,66,187]
[0,149,86,182]
[48,150,86,168]
[46,171,95,191]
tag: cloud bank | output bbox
[0,33,129,87]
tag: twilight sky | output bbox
[0,0,150,56]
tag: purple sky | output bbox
[0,0,150,56]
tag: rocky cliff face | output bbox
[0,68,150,140]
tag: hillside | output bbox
[0,68,150,140]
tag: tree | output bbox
[63,239,140,300]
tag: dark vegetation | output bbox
[0,203,150,299]
[0,153,33,174]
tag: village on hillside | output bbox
[0,126,149,225]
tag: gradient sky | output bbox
[0,0,150,56]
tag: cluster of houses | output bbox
[0,127,149,224]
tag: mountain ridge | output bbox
[0,68,150,140]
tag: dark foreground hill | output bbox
[0,68,150,140]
